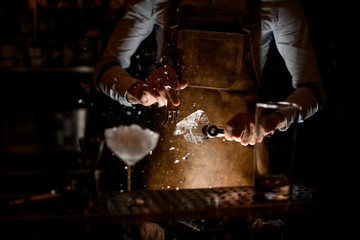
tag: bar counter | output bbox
[1,181,340,239]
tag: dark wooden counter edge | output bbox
[1,193,332,223]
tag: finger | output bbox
[248,132,257,145]
[126,82,145,104]
[143,79,167,106]
[155,89,168,107]
[126,93,140,104]
[249,123,258,145]
[147,68,166,89]
[152,70,179,107]
[256,131,265,143]
[240,123,255,146]
[224,113,240,140]
[127,91,151,106]
[255,125,266,143]
[153,68,169,85]
[240,130,251,146]
[158,65,186,110]
[161,64,180,89]
[149,71,171,106]
[233,126,244,142]
[162,64,177,80]
[167,89,180,106]
[224,125,235,141]
[179,78,188,90]
[139,91,158,106]
[143,95,159,107]
[155,96,167,107]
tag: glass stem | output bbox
[127,165,131,192]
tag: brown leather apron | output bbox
[144,0,262,190]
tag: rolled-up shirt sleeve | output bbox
[92,0,156,106]
[261,0,326,130]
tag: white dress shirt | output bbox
[93,0,326,128]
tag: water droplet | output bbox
[182,153,190,161]
[173,129,182,136]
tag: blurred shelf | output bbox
[1,65,94,73]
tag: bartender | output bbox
[92,0,325,189]
[91,0,325,237]
[93,0,325,139]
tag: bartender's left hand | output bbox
[224,112,286,146]
[126,64,187,107]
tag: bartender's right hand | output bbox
[224,112,287,146]
[126,64,187,107]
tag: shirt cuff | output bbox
[123,91,138,107]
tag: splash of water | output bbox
[174,110,210,144]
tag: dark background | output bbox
[0,0,356,238]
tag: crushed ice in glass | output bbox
[174,110,210,144]
[105,124,160,166]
